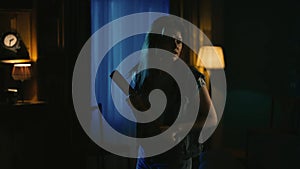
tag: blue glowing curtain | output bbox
[91,0,169,140]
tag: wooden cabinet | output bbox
[0,101,47,169]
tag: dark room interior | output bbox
[0,0,299,169]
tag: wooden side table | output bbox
[0,100,47,169]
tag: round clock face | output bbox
[3,34,18,47]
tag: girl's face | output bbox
[171,31,183,59]
[159,30,183,60]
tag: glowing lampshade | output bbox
[12,63,31,81]
[197,46,225,69]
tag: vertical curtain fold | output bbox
[90,0,169,143]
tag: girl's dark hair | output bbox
[143,16,187,62]
[133,16,189,89]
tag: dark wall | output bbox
[224,0,300,93]
[1,0,92,169]
[221,0,300,154]
[36,0,92,169]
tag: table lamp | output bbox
[0,31,32,103]
[197,46,225,69]
[197,46,225,91]
[11,63,32,102]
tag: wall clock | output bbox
[1,31,20,53]
[0,31,30,60]
[4,33,18,47]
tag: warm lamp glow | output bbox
[1,59,31,64]
[12,63,32,81]
[197,46,225,69]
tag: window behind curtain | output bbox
[90,0,169,144]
